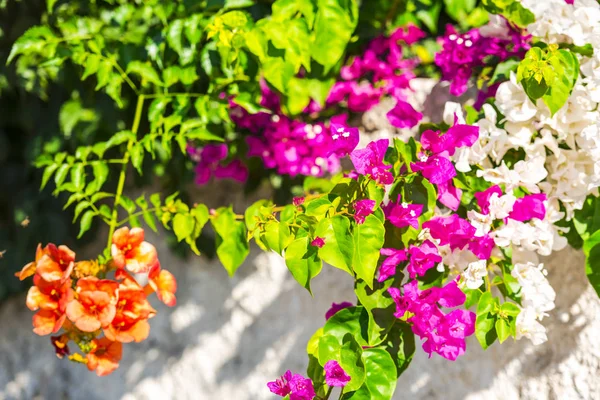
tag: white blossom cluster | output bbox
[511,262,556,345]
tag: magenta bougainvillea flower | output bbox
[353,199,376,224]
[267,370,293,397]
[508,194,547,222]
[268,371,315,399]
[293,197,305,207]
[187,144,248,185]
[411,155,456,184]
[378,248,408,282]
[324,360,351,387]
[325,302,353,320]
[474,185,503,215]
[388,280,475,361]
[386,100,423,129]
[423,215,494,260]
[407,240,442,278]
[350,139,393,185]
[288,374,316,400]
[437,180,463,211]
[311,237,325,248]
[330,123,360,156]
[435,23,530,96]
[383,196,423,229]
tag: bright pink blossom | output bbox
[407,240,442,278]
[354,199,376,224]
[383,196,423,229]
[437,180,462,211]
[311,237,325,248]
[324,360,351,387]
[330,123,360,156]
[387,100,422,129]
[411,155,456,184]
[350,139,393,185]
[474,185,503,215]
[508,194,546,222]
[388,280,474,361]
[378,248,407,282]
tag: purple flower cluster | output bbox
[230,80,358,179]
[388,280,475,361]
[435,22,530,97]
[423,214,495,260]
[187,144,248,185]
[332,24,425,129]
[378,239,443,282]
[268,370,315,400]
[412,120,479,211]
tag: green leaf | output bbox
[314,216,353,275]
[305,197,333,217]
[167,19,184,56]
[343,348,397,400]
[262,57,295,93]
[105,130,135,149]
[92,162,109,192]
[584,230,600,297]
[7,26,54,64]
[78,210,96,238]
[54,164,70,187]
[323,306,370,347]
[173,213,195,242]
[130,143,145,174]
[244,199,273,231]
[352,215,385,289]
[70,164,85,191]
[312,0,358,71]
[495,318,511,343]
[490,59,521,85]
[284,236,323,293]
[41,164,59,190]
[126,61,164,86]
[211,207,250,276]
[384,321,415,376]
[317,334,341,365]
[444,0,477,22]
[339,334,366,392]
[542,50,579,116]
[475,292,498,349]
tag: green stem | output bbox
[106,95,145,250]
[117,207,160,226]
[143,92,206,99]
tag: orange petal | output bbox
[111,244,126,269]
[16,262,37,281]
[87,338,122,376]
[57,245,75,264]
[150,269,177,307]
[36,255,63,282]
[26,286,56,311]
[112,227,131,248]
[32,310,60,336]
[129,227,145,248]
[126,241,158,274]
[66,301,101,332]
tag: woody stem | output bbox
[106,94,145,250]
